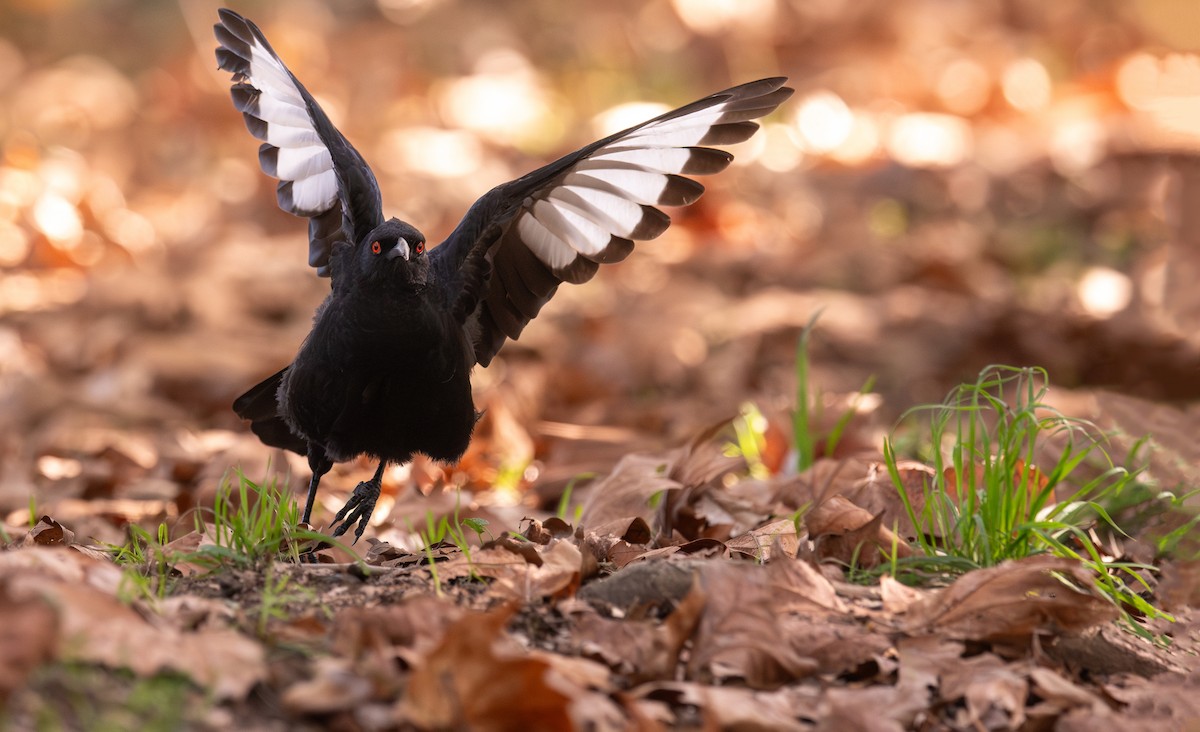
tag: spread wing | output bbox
[429,77,793,366]
[214,8,383,277]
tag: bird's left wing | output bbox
[430,77,793,366]
[214,9,383,277]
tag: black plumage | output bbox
[214,8,793,540]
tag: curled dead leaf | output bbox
[807,496,912,568]
[442,539,583,601]
[689,560,887,688]
[725,519,800,562]
[902,556,1119,642]
[399,605,600,731]
[24,515,72,547]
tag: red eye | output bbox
[415,242,425,255]
[371,241,381,254]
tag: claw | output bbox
[329,475,381,544]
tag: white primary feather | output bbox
[273,145,334,181]
[589,147,697,175]
[288,169,339,213]
[263,123,323,148]
[563,168,670,205]
[533,199,612,255]
[550,185,644,236]
[517,214,577,271]
[248,91,310,127]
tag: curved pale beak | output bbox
[386,238,410,261]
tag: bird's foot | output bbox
[329,476,382,543]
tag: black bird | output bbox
[214,8,792,541]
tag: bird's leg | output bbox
[299,448,334,563]
[302,447,334,526]
[329,461,386,543]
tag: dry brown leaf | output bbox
[818,685,926,732]
[442,539,582,601]
[880,574,928,615]
[632,681,815,732]
[940,654,1028,730]
[1089,672,1200,729]
[158,529,207,577]
[333,595,464,676]
[1027,666,1107,716]
[689,560,884,687]
[807,495,912,568]
[0,576,58,697]
[281,657,373,715]
[6,567,264,699]
[399,605,582,731]
[798,457,934,542]
[726,518,800,562]
[671,477,777,542]
[0,545,122,594]
[571,584,704,682]
[607,539,653,569]
[579,453,680,533]
[902,556,1119,642]
[895,636,966,706]
[667,420,746,489]
[24,515,73,546]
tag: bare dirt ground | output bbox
[2,1,1200,729]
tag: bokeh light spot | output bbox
[670,0,777,35]
[32,193,82,246]
[793,91,853,153]
[937,58,992,115]
[887,113,971,168]
[1078,266,1132,317]
[1002,58,1052,112]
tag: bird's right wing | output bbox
[214,9,383,277]
[429,77,792,367]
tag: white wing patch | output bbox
[287,169,340,214]
[550,185,645,237]
[273,145,334,181]
[517,214,576,271]
[465,76,792,366]
[590,147,696,174]
[508,96,763,276]
[532,199,611,256]
[220,15,339,217]
[563,168,671,206]
[247,90,310,127]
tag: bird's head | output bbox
[360,218,427,281]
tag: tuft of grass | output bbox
[108,522,176,604]
[110,468,345,588]
[556,473,595,524]
[793,312,820,471]
[414,492,488,594]
[792,313,877,472]
[192,469,328,568]
[882,364,1170,629]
